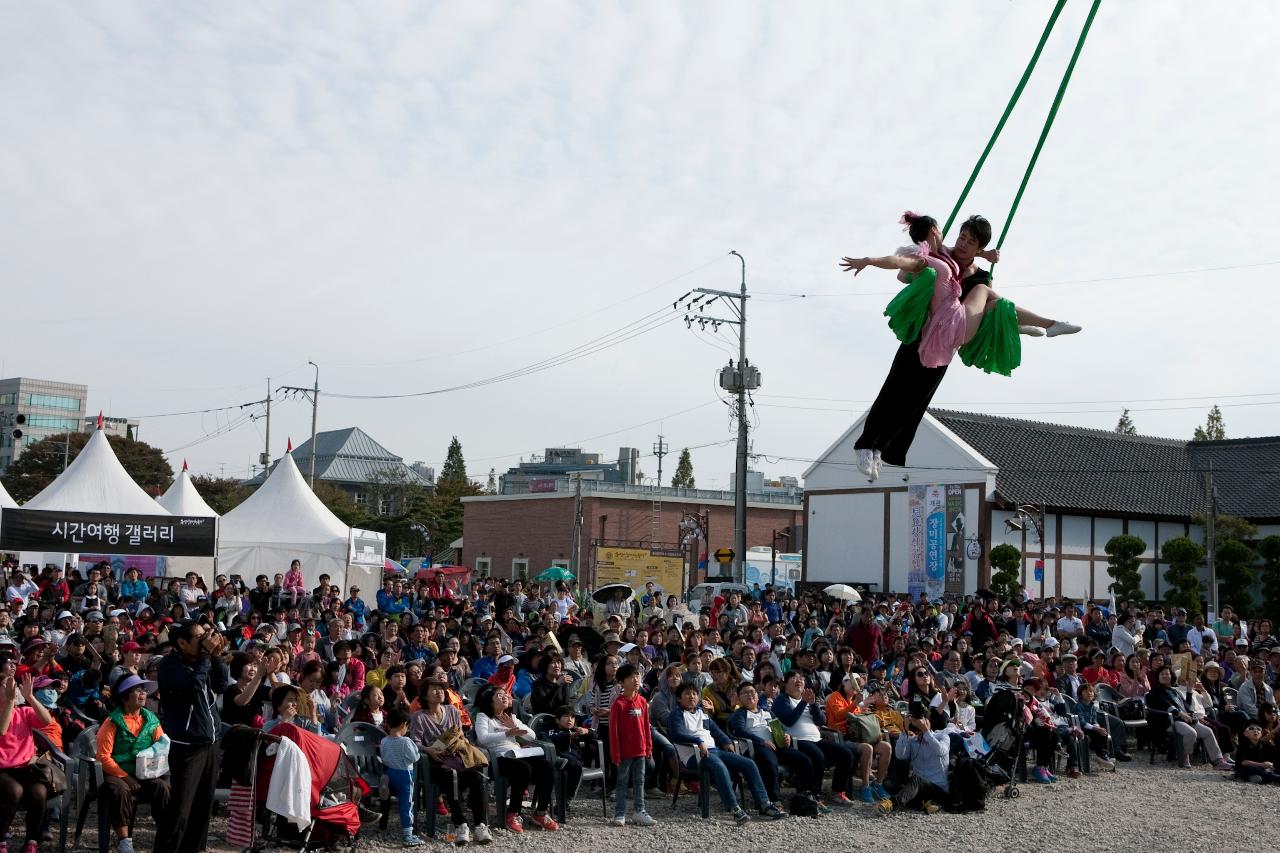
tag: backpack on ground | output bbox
[950,755,990,812]
[788,793,820,818]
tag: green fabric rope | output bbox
[940,0,1068,238]
[992,0,1102,264]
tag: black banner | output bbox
[0,508,216,556]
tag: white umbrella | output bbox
[823,583,862,603]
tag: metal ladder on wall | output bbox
[650,483,661,545]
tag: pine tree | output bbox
[671,448,696,489]
[988,544,1023,601]
[437,437,471,496]
[1192,405,1226,441]
[430,437,481,559]
[1105,534,1147,603]
[1160,536,1205,615]
[1115,409,1137,435]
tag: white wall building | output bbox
[802,409,1280,601]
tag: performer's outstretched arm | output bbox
[839,254,927,275]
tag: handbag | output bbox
[31,753,68,795]
[847,713,882,744]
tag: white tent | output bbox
[218,450,352,589]
[0,481,16,509]
[157,463,219,585]
[24,429,170,515]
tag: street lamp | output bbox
[1004,503,1046,597]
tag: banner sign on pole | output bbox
[0,508,216,556]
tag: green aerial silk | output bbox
[883,267,937,345]
[959,299,1022,377]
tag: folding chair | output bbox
[32,730,72,853]
[530,713,607,820]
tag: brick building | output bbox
[462,479,803,588]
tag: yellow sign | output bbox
[595,547,684,594]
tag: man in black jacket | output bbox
[156,620,229,853]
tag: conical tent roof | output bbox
[218,451,350,588]
[0,480,16,509]
[24,429,170,515]
[157,466,218,517]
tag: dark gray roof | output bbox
[931,410,1280,521]
[248,427,431,488]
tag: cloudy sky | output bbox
[2,1,1277,487]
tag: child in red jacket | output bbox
[608,663,655,827]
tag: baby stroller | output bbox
[223,724,366,853]
[978,688,1028,800]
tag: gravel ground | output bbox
[77,761,1278,853]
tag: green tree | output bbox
[1160,536,1205,616]
[989,543,1023,601]
[1258,535,1280,624]
[1192,405,1226,441]
[312,481,372,528]
[671,448,696,489]
[191,475,252,515]
[1105,534,1147,604]
[430,437,482,559]
[2,432,172,502]
[1216,538,1256,617]
[1115,409,1137,435]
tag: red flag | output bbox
[287,438,293,452]
[182,459,189,472]
[96,410,104,429]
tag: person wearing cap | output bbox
[154,621,229,853]
[1238,657,1276,721]
[4,570,38,609]
[109,642,145,687]
[0,671,55,853]
[343,586,367,630]
[96,673,172,853]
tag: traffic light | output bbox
[11,413,24,441]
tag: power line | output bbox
[755,390,1280,407]
[755,399,1280,417]
[324,255,729,368]
[325,306,680,400]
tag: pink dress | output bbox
[903,242,966,368]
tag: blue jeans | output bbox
[614,757,647,818]
[687,748,769,812]
[385,767,415,836]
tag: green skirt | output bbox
[959,298,1022,376]
[883,267,936,345]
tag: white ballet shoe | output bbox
[856,448,874,478]
[1019,325,1045,337]
[1046,321,1082,337]
[872,450,883,481]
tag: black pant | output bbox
[794,739,856,797]
[0,764,49,843]
[156,742,219,853]
[559,753,584,801]
[750,744,819,800]
[893,773,948,810]
[497,756,553,815]
[1027,725,1057,768]
[100,775,172,834]
[853,340,948,467]
[429,764,486,827]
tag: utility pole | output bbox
[278,362,320,488]
[262,377,272,472]
[1206,462,1218,615]
[653,435,669,486]
[569,474,583,583]
[675,250,759,584]
[307,361,319,487]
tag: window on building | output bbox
[511,557,529,578]
[25,415,79,431]
[379,497,393,516]
[550,559,570,569]
[0,393,16,405]
[25,394,81,410]
[475,557,491,577]
[353,493,367,506]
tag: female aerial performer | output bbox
[839,212,1080,481]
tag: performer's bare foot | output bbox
[1046,321,1082,337]
[1019,325,1045,337]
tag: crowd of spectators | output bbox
[2,558,1279,851]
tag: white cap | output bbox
[619,643,638,654]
